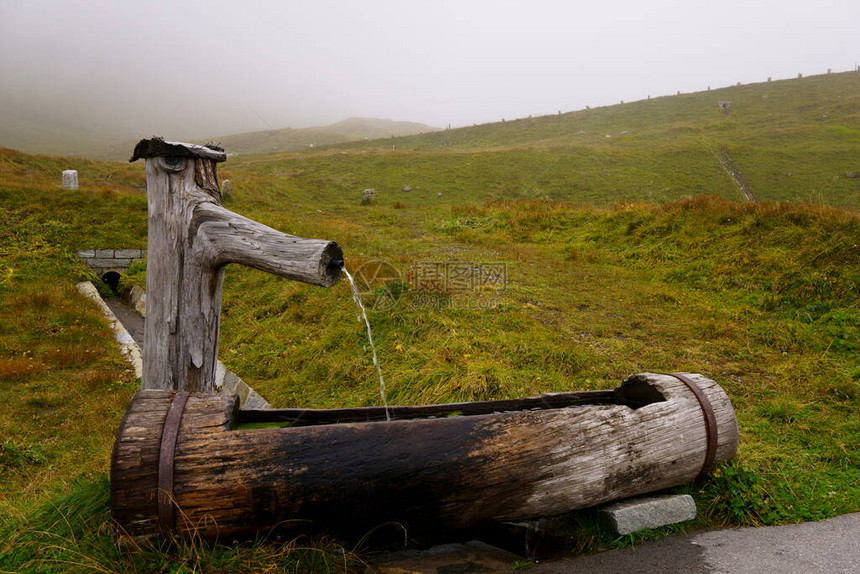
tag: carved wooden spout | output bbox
[130,138,342,392]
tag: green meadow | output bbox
[1,72,858,572]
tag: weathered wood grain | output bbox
[132,139,342,393]
[111,373,739,538]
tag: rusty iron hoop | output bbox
[157,391,189,532]
[665,373,718,479]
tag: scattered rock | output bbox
[846,171,860,179]
[361,188,376,205]
[221,179,232,199]
[402,185,412,192]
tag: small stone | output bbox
[221,179,232,198]
[402,185,412,192]
[599,494,697,535]
[62,170,78,190]
[361,188,376,205]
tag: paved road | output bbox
[532,512,860,573]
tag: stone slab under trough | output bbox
[599,494,697,535]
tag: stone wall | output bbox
[77,249,146,271]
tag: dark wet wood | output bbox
[238,390,646,426]
[111,373,739,539]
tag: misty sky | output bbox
[0,0,857,139]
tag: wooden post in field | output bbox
[129,138,342,392]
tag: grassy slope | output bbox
[325,71,860,209]
[0,73,858,571]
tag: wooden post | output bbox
[130,138,342,392]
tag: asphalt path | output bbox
[532,512,860,573]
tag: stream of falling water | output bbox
[342,267,391,421]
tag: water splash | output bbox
[342,267,391,422]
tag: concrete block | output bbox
[214,361,227,390]
[88,258,120,268]
[95,249,114,258]
[62,170,78,190]
[77,250,96,259]
[129,286,147,317]
[243,391,271,410]
[233,379,251,405]
[600,494,696,535]
[115,249,142,259]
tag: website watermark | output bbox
[349,260,508,313]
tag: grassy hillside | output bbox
[316,71,859,209]
[0,72,858,571]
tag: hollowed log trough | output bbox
[111,372,738,539]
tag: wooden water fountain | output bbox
[111,139,739,539]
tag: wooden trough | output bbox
[115,139,739,540]
[111,372,738,539]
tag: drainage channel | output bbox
[102,296,144,349]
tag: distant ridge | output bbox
[0,114,439,161]
[205,117,440,156]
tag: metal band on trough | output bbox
[157,391,189,532]
[665,373,719,478]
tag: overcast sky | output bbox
[0,0,856,139]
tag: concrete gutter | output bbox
[76,281,143,379]
[77,280,269,408]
